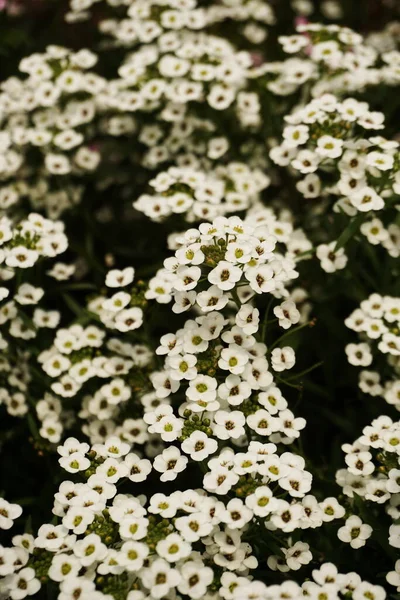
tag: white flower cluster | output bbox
[1,0,400,598]
[263,23,400,99]
[0,433,350,600]
[134,163,270,222]
[66,0,275,46]
[270,93,400,261]
[36,326,154,444]
[0,213,68,275]
[0,451,385,600]
[0,350,31,418]
[336,414,400,591]
[146,215,302,310]
[0,47,101,217]
[345,293,400,410]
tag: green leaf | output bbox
[26,413,39,441]
[334,213,366,252]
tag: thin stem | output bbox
[261,296,274,342]
[230,287,242,310]
[274,375,303,391]
[270,319,316,351]
[286,360,324,381]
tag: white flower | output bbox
[103,292,131,312]
[246,264,276,294]
[218,345,249,374]
[153,447,188,482]
[353,582,386,600]
[247,410,279,436]
[208,261,242,291]
[141,559,181,599]
[320,497,346,521]
[338,515,372,549]
[174,266,201,291]
[73,533,107,566]
[213,410,246,440]
[197,285,229,312]
[124,454,152,483]
[178,561,214,599]
[245,486,278,517]
[45,153,71,175]
[156,533,191,563]
[316,135,344,159]
[15,283,44,305]
[105,267,135,288]
[175,512,213,542]
[345,343,373,367]
[114,307,143,332]
[366,151,394,171]
[350,186,385,212]
[316,242,348,273]
[181,431,218,461]
[218,374,251,406]
[387,560,400,591]
[274,301,300,329]
[236,305,260,335]
[284,541,312,570]
[186,375,218,410]
[120,541,149,571]
[271,346,296,372]
[283,125,309,147]
[345,451,375,476]
[389,524,400,548]
[48,553,81,582]
[5,247,39,269]
[0,498,22,530]
[59,452,90,474]
[6,567,41,600]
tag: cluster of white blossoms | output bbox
[0,213,68,275]
[0,47,102,217]
[0,212,68,419]
[261,23,400,99]
[0,349,31,418]
[98,33,266,183]
[133,163,270,222]
[344,293,400,410]
[337,414,400,508]
[146,215,306,310]
[271,94,392,206]
[65,0,275,46]
[270,93,400,261]
[30,264,158,444]
[1,434,384,600]
[336,414,400,591]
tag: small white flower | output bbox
[105,267,135,288]
[274,301,300,329]
[338,515,372,549]
[271,346,296,372]
[0,498,22,530]
[181,431,218,461]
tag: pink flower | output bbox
[295,17,309,27]
[251,53,264,67]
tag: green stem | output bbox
[230,287,242,310]
[270,320,314,351]
[274,375,303,390]
[261,297,274,342]
[286,360,324,381]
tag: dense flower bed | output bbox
[0,1,400,599]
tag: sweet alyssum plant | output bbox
[0,1,400,599]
